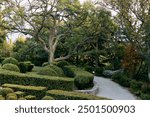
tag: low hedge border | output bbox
[0,69,74,91]
[46,90,108,100]
[2,83,47,99]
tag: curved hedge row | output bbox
[0,69,73,91]
[46,90,107,100]
[2,83,47,99]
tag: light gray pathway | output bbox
[94,76,137,100]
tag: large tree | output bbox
[1,0,82,64]
[101,0,150,81]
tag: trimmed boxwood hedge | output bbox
[0,69,74,91]
[63,66,94,90]
[2,57,18,66]
[46,90,107,100]
[2,83,47,99]
[2,63,20,72]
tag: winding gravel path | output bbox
[94,76,137,100]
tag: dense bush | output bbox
[2,83,47,99]
[38,65,64,77]
[63,65,94,90]
[95,67,104,76]
[19,61,34,73]
[74,75,93,90]
[0,88,14,97]
[130,80,142,92]
[42,96,54,100]
[15,91,25,98]
[0,69,74,91]
[38,66,58,76]
[2,63,20,72]
[141,83,150,94]
[6,93,17,100]
[46,90,107,100]
[140,93,150,100]
[2,57,18,66]
[84,66,94,73]
[111,71,130,87]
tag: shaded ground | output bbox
[94,76,137,100]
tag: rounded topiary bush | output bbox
[74,75,94,90]
[49,65,64,77]
[38,66,57,76]
[24,61,34,72]
[42,96,54,100]
[15,91,25,98]
[95,67,104,76]
[0,88,14,97]
[2,63,20,72]
[18,62,28,73]
[18,97,26,100]
[2,57,18,66]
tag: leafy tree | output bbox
[1,0,82,64]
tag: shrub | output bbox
[84,66,94,73]
[18,62,28,73]
[25,95,36,100]
[24,61,34,72]
[63,66,75,77]
[141,83,150,94]
[2,63,20,72]
[46,90,108,100]
[0,69,74,91]
[6,93,17,100]
[111,71,130,87]
[49,65,64,77]
[15,91,25,98]
[130,80,142,92]
[55,61,70,68]
[42,96,54,100]
[0,88,14,97]
[63,65,94,90]
[140,93,150,100]
[2,57,18,66]
[2,84,47,99]
[74,75,93,90]
[95,67,104,76]
[19,61,34,73]
[37,66,58,76]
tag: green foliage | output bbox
[0,69,74,91]
[2,63,20,72]
[6,93,17,100]
[111,71,130,87]
[18,97,26,100]
[19,61,34,73]
[2,57,18,66]
[74,75,93,90]
[0,88,14,97]
[141,83,150,94]
[38,66,58,76]
[63,66,76,77]
[140,93,150,100]
[38,65,64,77]
[15,91,25,98]
[25,95,36,100]
[2,83,47,99]
[42,96,54,100]
[63,65,94,89]
[46,90,108,100]
[130,80,142,92]
[55,61,70,68]
[95,67,104,76]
